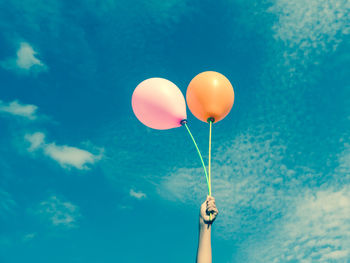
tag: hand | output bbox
[199,196,219,226]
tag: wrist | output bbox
[199,217,212,229]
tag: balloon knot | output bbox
[180,119,188,126]
[207,117,215,123]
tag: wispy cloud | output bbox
[44,143,100,170]
[142,0,193,24]
[158,126,350,263]
[0,100,38,120]
[0,189,16,218]
[117,205,133,211]
[158,130,294,238]
[25,132,45,151]
[22,233,36,242]
[15,42,45,70]
[25,132,102,170]
[245,186,350,262]
[129,189,147,199]
[334,144,350,184]
[1,42,47,73]
[270,0,349,49]
[268,0,349,70]
[37,195,81,228]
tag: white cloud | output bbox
[25,132,102,170]
[129,189,147,199]
[16,42,45,69]
[25,132,45,151]
[22,233,36,242]
[0,189,16,218]
[158,130,294,238]
[158,127,350,263]
[245,186,350,263]
[268,0,350,67]
[334,144,350,183]
[117,204,133,210]
[229,143,350,262]
[37,196,81,228]
[1,42,47,73]
[44,143,99,170]
[0,100,38,120]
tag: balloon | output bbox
[132,78,187,130]
[186,71,234,123]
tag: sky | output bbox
[0,0,349,262]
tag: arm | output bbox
[196,196,219,263]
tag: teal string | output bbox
[183,123,210,194]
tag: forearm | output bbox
[196,221,212,263]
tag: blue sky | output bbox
[0,0,349,262]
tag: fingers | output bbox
[205,196,219,218]
[207,204,216,211]
[206,205,218,215]
[205,206,219,223]
[206,196,215,203]
[206,195,215,202]
[202,196,215,208]
[201,196,218,222]
[207,200,215,207]
[208,207,219,216]
[206,197,216,209]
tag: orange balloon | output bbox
[186,71,234,123]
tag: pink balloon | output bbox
[132,78,187,130]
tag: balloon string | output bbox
[183,123,210,194]
[209,120,212,196]
[208,119,213,221]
